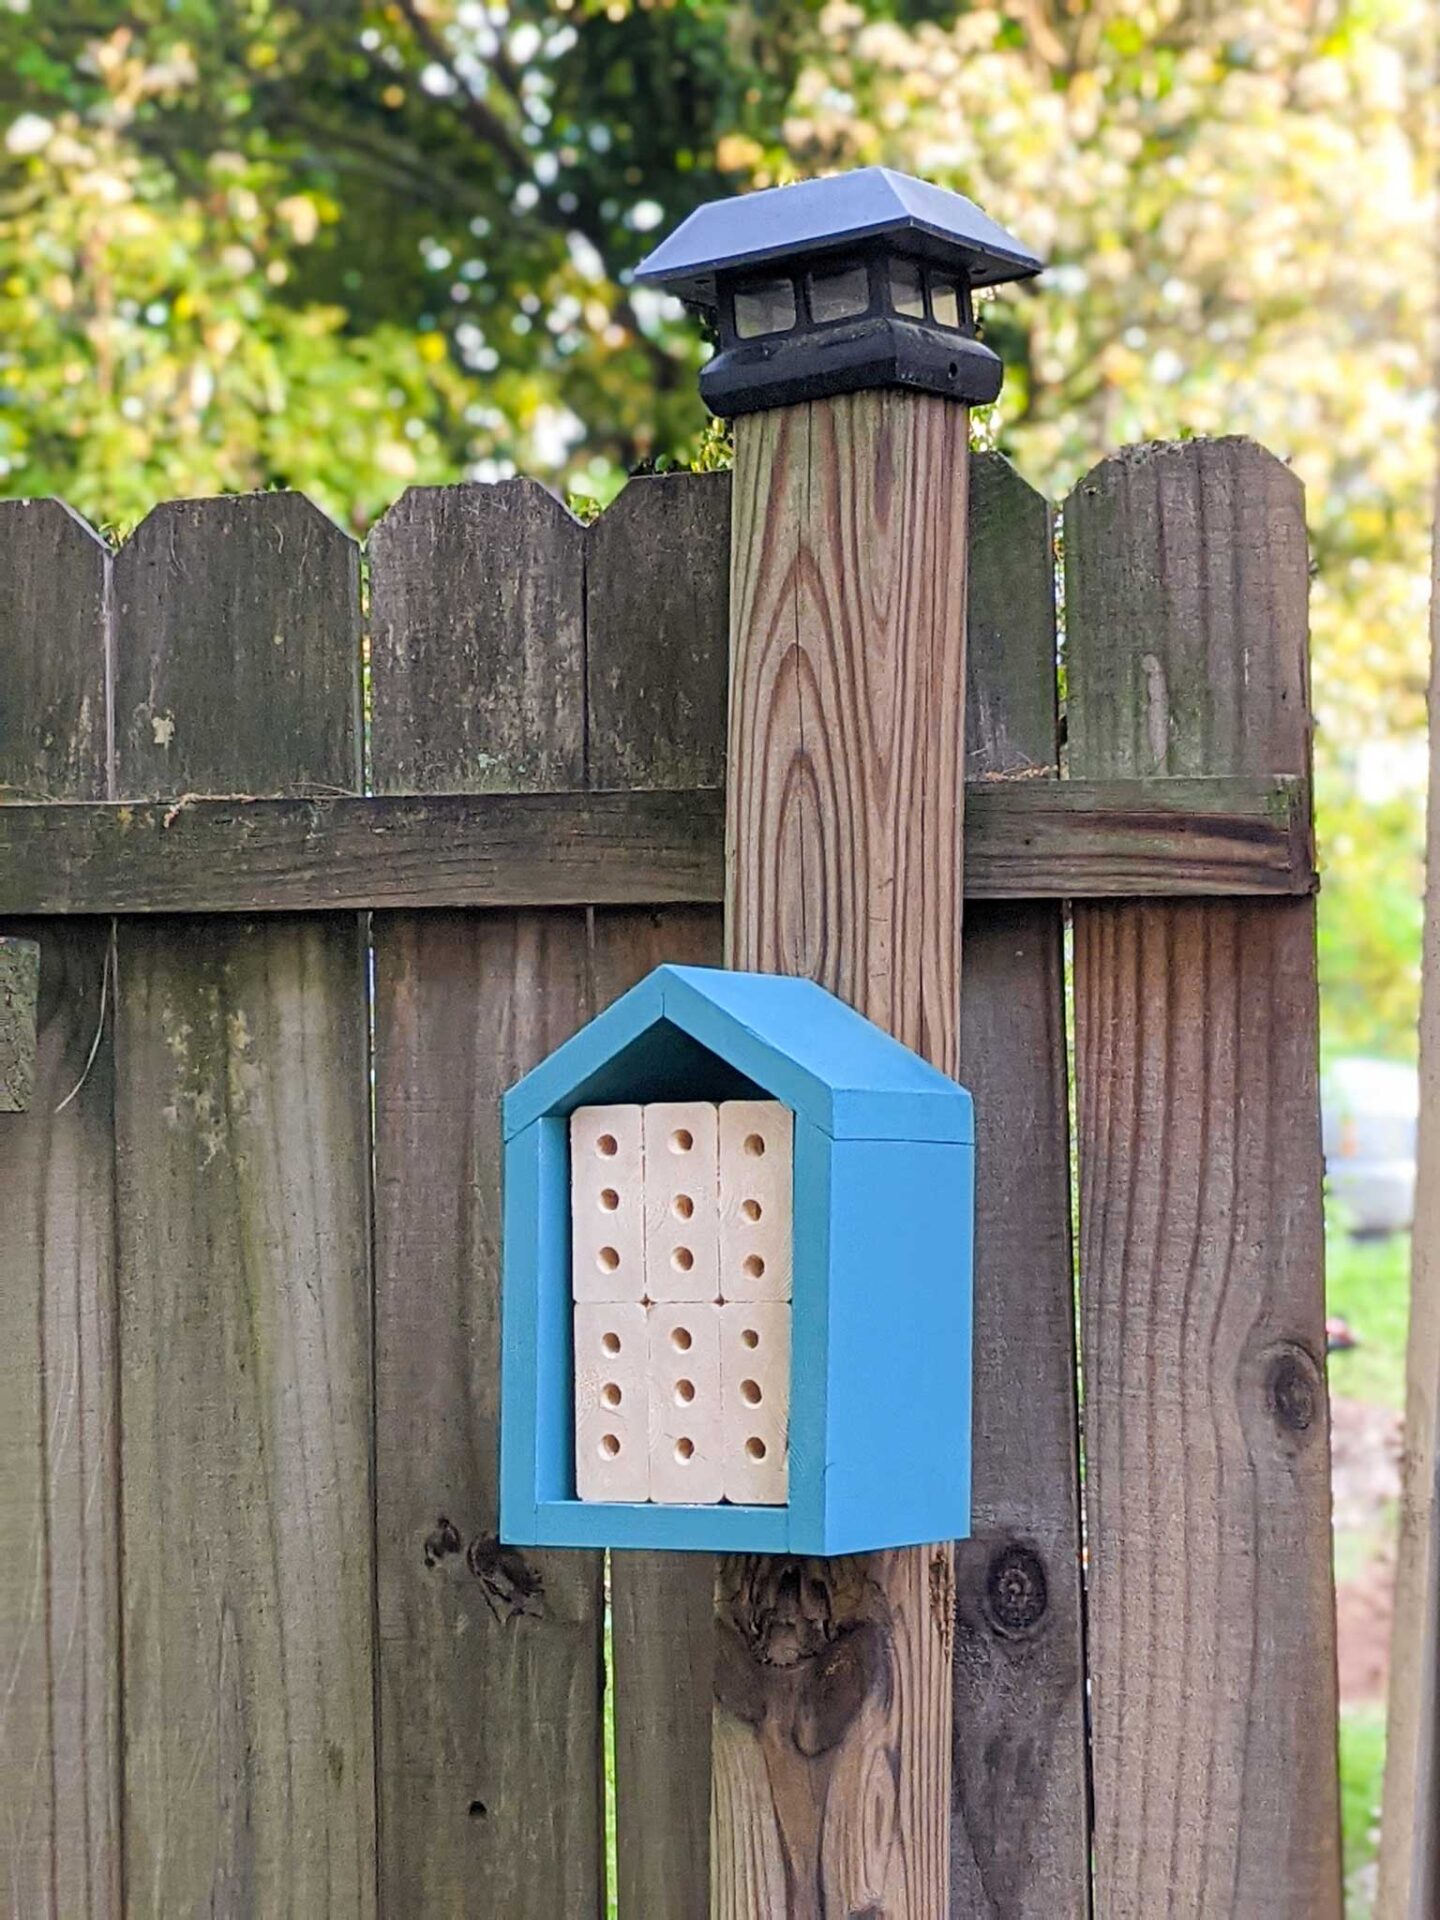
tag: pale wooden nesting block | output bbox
[643,1100,719,1302]
[574,1302,650,1502]
[570,1104,645,1302]
[719,1099,793,1302]
[721,1301,790,1505]
[647,1302,723,1505]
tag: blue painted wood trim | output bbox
[787,1115,830,1548]
[504,962,974,1142]
[499,1118,544,1540]
[515,1498,793,1553]
[532,1116,576,1503]
[822,1136,974,1551]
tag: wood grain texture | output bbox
[718,392,968,1919]
[0,500,120,1918]
[587,471,731,1919]
[369,480,606,1917]
[371,477,583,794]
[0,935,40,1110]
[0,776,1311,918]
[586,470,730,793]
[951,454,1089,1915]
[112,493,375,1915]
[1068,438,1341,1919]
[1378,470,1440,1920]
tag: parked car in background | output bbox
[1322,1056,1418,1237]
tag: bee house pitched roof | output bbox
[501,964,973,1145]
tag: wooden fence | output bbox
[0,437,1341,1917]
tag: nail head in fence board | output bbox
[0,935,40,1111]
[1378,483,1440,1918]
[1067,439,1341,1918]
[368,480,605,1917]
[111,493,375,1914]
[588,472,729,1920]
[951,453,1089,1915]
[0,499,120,1916]
[718,390,968,1917]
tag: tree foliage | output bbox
[0,0,1432,1052]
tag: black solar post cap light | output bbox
[634,167,1043,417]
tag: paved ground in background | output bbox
[1332,1394,1403,1703]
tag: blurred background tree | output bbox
[0,0,1432,1058]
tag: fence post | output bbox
[1068,439,1342,1917]
[716,387,972,1914]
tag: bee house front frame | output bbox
[500,963,975,1555]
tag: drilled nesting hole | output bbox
[672,1193,695,1221]
[601,1331,621,1356]
[740,1327,759,1350]
[745,1437,767,1461]
[599,1434,621,1458]
[596,1246,620,1275]
[669,1128,693,1154]
[674,1378,696,1405]
[740,1379,762,1406]
[741,1198,762,1223]
[743,1254,765,1281]
[675,1437,695,1462]
[743,1133,766,1157]
[601,1383,622,1410]
[596,1133,618,1158]
[671,1246,694,1273]
[598,1188,620,1213]
[670,1326,693,1353]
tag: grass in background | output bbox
[1341,1703,1388,1917]
[1329,1225,1410,1917]
[1327,1229,1411,1412]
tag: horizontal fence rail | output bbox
[0,775,1312,915]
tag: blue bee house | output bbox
[499,965,974,1555]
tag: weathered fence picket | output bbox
[1069,440,1340,1917]
[112,496,375,1913]
[369,482,605,1916]
[952,454,1089,1914]
[0,500,120,1920]
[0,434,1342,1919]
[589,473,729,1920]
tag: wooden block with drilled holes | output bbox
[571,1105,645,1303]
[648,1302,723,1505]
[721,1301,789,1505]
[719,1099,792,1301]
[643,1101,719,1302]
[574,1302,650,1502]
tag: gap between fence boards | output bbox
[0,774,1313,916]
